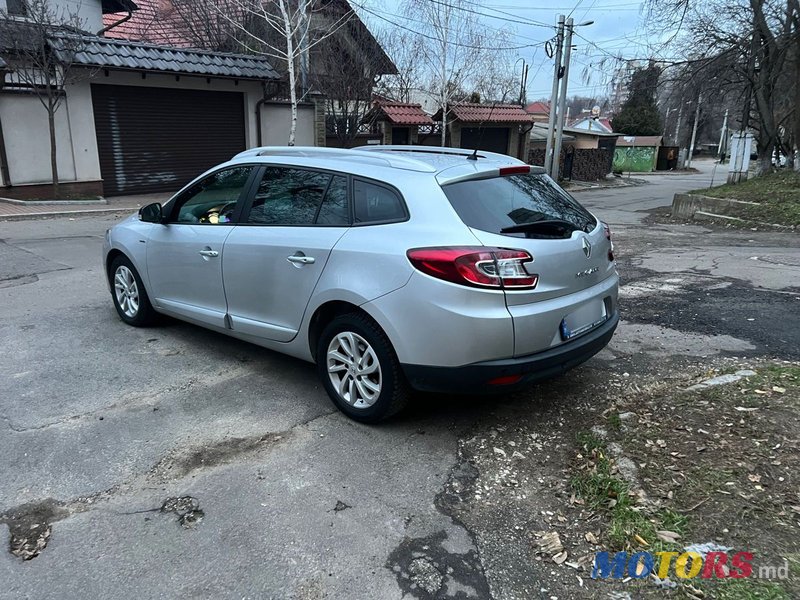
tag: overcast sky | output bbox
[354,0,664,103]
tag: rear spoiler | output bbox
[436,164,547,186]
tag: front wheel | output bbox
[109,255,158,326]
[316,313,409,423]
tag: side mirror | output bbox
[139,202,163,223]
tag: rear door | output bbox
[441,172,616,355]
[146,165,256,328]
[222,167,350,342]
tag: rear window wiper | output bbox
[500,219,580,236]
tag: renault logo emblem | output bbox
[582,237,592,258]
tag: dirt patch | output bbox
[149,432,288,482]
[0,498,68,560]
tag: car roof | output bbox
[229,146,543,184]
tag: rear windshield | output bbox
[442,174,596,237]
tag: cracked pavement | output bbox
[1,160,798,599]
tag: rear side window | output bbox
[442,174,596,237]
[247,167,331,225]
[353,180,406,224]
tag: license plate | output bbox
[559,300,608,341]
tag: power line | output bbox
[350,1,543,50]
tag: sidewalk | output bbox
[0,192,171,220]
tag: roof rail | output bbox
[355,145,525,164]
[231,146,436,172]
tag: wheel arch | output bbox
[308,300,391,361]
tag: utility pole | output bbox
[686,93,701,169]
[718,108,729,163]
[544,14,565,177]
[552,16,574,180]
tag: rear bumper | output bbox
[401,311,618,393]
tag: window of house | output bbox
[353,179,406,224]
[7,0,28,17]
[172,166,254,224]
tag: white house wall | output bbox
[0,0,104,32]
[261,103,315,147]
[0,91,79,185]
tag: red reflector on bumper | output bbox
[487,374,524,386]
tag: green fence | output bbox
[613,146,657,172]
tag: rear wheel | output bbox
[316,313,409,423]
[109,255,157,326]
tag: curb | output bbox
[0,207,137,221]
[0,197,107,206]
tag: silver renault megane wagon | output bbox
[104,146,619,422]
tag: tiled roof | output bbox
[376,102,433,125]
[49,34,280,80]
[446,103,533,123]
[616,135,663,147]
[525,101,550,115]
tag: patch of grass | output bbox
[571,432,690,551]
[691,170,800,226]
[576,431,606,453]
[711,579,790,600]
[608,412,622,431]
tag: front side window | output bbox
[173,166,254,224]
[353,180,406,224]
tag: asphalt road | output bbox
[1,162,798,599]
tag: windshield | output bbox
[442,173,596,237]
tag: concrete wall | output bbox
[261,102,315,147]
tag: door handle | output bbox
[199,250,219,257]
[287,254,315,265]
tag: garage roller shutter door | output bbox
[92,85,246,196]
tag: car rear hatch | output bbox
[439,166,617,357]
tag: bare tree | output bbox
[170,0,352,146]
[0,0,86,197]
[404,0,515,146]
[374,29,426,103]
[646,0,798,174]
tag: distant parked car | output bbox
[104,146,619,422]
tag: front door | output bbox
[223,167,350,342]
[146,165,256,328]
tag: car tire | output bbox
[109,255,158,327]
[316,312,410,423]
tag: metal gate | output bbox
[91,85,246,196]
[460,127,510,156]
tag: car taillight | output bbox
[407,247,538,289]
[603,222,615,261]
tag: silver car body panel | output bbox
[105,146,619,371]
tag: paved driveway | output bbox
[1,165,798,599]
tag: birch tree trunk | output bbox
[278,0,297,146]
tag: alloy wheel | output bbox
[114,265,140,318]
[326,331,382,409]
